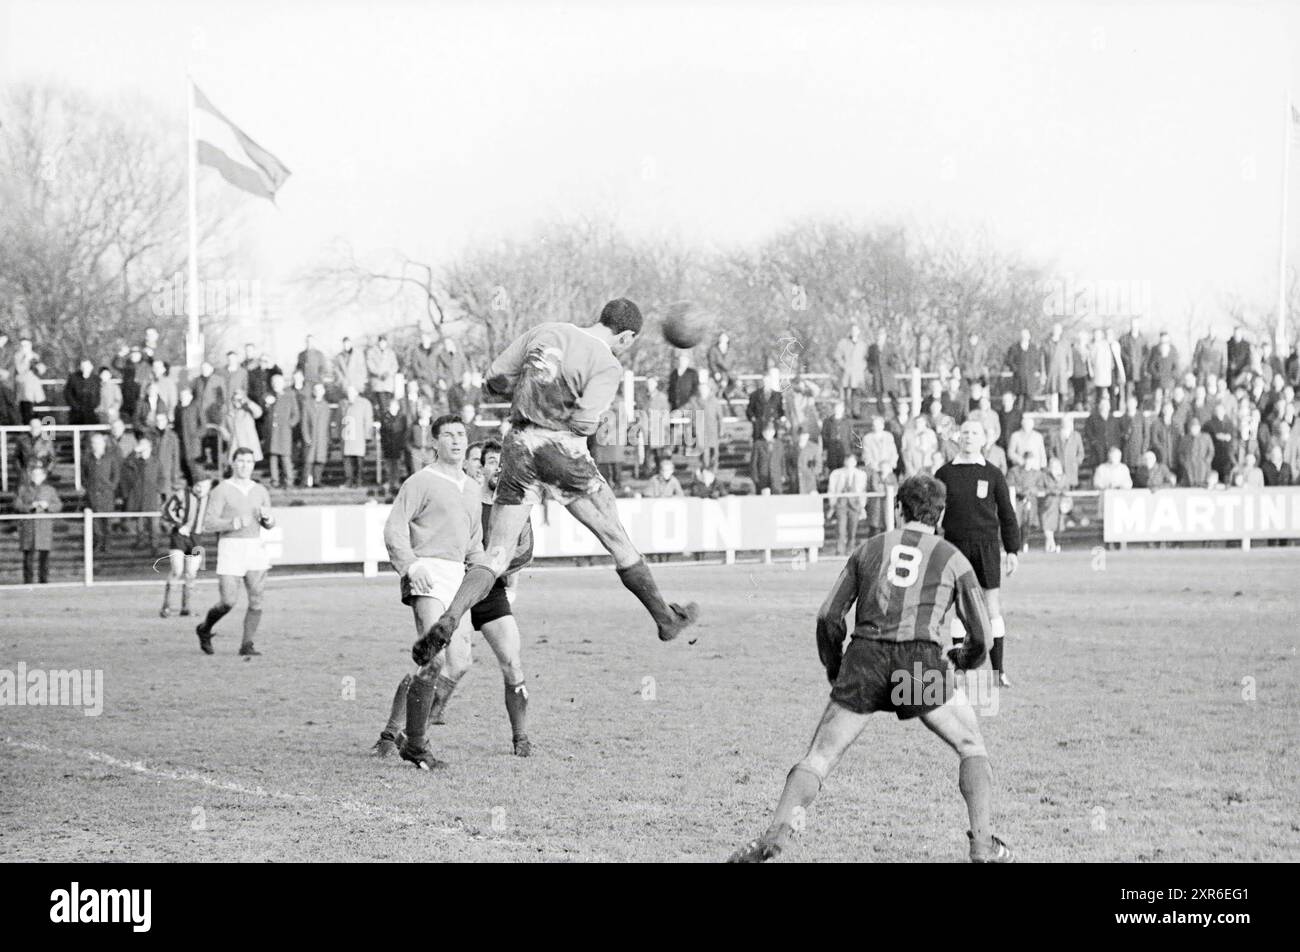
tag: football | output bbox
[661,301,713,349]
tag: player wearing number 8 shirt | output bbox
[728,474,1014,863]
[935,419,1021,688]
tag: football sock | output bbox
[440,565,498,628]
[241,609,262,647]
[426,673,460,725]
[405,674,437,746]
[616,559,676,628]
[384,673,413,735]
[162,582,172,611]
[504,680,529,739]
[200,602,231,633]
[767,764,822,848]
[959,755,993,846]
[181,582,191,614]
[990,616,1006,672]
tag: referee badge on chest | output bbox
[976,479,989,499]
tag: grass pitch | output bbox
[2,547,1297,862]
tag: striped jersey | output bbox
[816,527,991,658]
[383,465,486,576]
[162,487,210,537]
[487,322,623,437]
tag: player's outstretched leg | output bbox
[481,615,529,756]
[238,571,266,656]
[195,575,238,655]
[919,692,1014,863]
[565,485,700,643]
[728,700,868,862]
[417,504,533,659]
[372,672,412,757]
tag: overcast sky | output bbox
[3,0,1299,351]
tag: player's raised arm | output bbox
[485,329,530,398]
[950,569,991,670]
[383,479,420,576]
[815,555,860,683]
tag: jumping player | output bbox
[195,447,275,656]
[415,299,698,666]
[377,414,488,770]
[159,476,213,618]
[373,435,535,760]
[935,419,1020,688]
[728,474,1014,864]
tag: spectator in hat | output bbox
[1177,417,1215,487]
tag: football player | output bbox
[414,299,699,666]
[375,414,489,770]
[159,476,213,618]
[935,419,1021,687]
[728,474,1014,863]
[373,437,535,759]
[195,448,275,656]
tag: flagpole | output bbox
[1279,91,1292,354]
[186,75,201,372]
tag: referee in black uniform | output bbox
[935,418,1020,687]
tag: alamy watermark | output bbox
[1041,274,1151,320]
[0,663,104,716]
[151,272,262,319]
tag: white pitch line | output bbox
[1,736,565,857]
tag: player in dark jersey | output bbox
[935,419,1020,687]
[159,477,213,618]
[728,474,1014,864]
[372,439,535,759]
[414,299,699,666]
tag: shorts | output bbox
[215,537,270,577]
[399,556,466,608]
[495,424,605,506]
[470,577,513,630]
[169,531,203,557]
[947,537,1001,589]
[830,639,953,720]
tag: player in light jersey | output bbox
[372,435,535,760]
[196,447,275,656]
[378,414,489,770]
[414,299,699,667]
[728,474,1014,863]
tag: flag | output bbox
[193,84,291,202]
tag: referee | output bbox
[935,419,1020,687]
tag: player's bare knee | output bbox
[498,657,524,684]
[953,734,986,760]
[794,757,831,783]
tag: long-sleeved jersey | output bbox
[383,466,485,576]
[202,480,271,539]
[816,527,992,674]
[487,322,622,436]
[934,458,1021,552]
